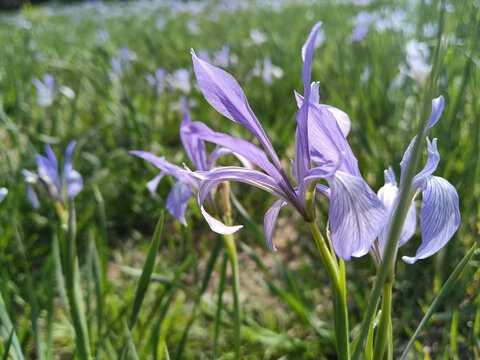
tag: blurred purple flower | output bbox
[146,68,166,96]
[167,69,191,94]
[32,74,55,107]
[191,22,386,260]
[110,46,137,78]
[131,111,250,226]
[249,29,267,45]
[251,58,283,85]
[23,141,83,208]
[373,96,460,264]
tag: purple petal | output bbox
[264,199,287,252]
[166,181,192,226]
[412,138,440,188]
[146,173,165,196]
[402,176,460,264]
[130,151,196,186]
[384,167,397,186]
[208,146,252,170]
[328,171,386,260]
[198,166,288,235]
[35,153,60,190]
[294,21,323,181]
[27,185,40,209]
[191,50,283,171]
[180,111,208,171]
[65,169,83,198]
[425,96,444,134]
[298,162,339,205]
[181,121,283,183]
[324,106,351,137]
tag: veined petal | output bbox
[198,166,288,235]
[130,151,196,186]
[294,21,323,181]
[328,171,386,260]
[384,167,397,186]
[264,199,287,252]
[208,146,252,170]
[146,173,165,196]
[166,181,192,226]
[180,111,207,171]
[191,50,283,171]
[298,162,339,204]
[402,176,460,264]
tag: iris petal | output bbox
[264,199,287,252]
[328,171,386,260]
[402,176,460,264]
[166,181,192,226]
[180,111,208,171]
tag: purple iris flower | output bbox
[190,22,386,261]
[22,141,83,208]
[131,111,250,226]
[373,96,460,264]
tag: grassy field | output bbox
[0,0,479,358]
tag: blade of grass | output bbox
[399,242,477,359]
[0,293,24,360]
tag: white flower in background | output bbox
[32,74,75,107]
[249,29,268,45]
[251,58,283,85]
[0,188,7,203]
[167,69,191,94]
[360,64,372,86]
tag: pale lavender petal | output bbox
[264,199,287,252]
[425,96,444,134]
[412,138,440,189]
[191,50,283,171]
[0,188,7,203]
[328,171,386,260]
[384,167,397,185]
[307,102,360,177]
[27,185,40,209]
[35,154,60,190]
[298,162,339,205]
[166,181,191,226]
[130,151,195,186]
[180,111,207,171]
[377,182,417,254]
[324,106,351,137]
[146,173,165,196]
[208,146,252,170]
[310,81,320,103]
[65,169,83,198]
[181,121,283,183]
[402,176,460,264]
[198,166,288,235]
[294,21,323,181]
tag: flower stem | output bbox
[307,221,350,360]
[372,281,393,360]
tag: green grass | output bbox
[0,0,479,358]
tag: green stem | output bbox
[307,221,350,360]
[222,233,241,360]
[61,201,91,360]
[373,281,393,360]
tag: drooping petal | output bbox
[264,199,287,252]
[328,171,386,260]
[166,181,192,226]
[130,151,196,186]
[298,162,339,205]
[146,173,165,196]
[402,176,460,264]
[294,21,323,181]
[180,111,208,171]
[198,166,289,235]
[191,50,283,171]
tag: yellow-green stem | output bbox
[307,221,350,360]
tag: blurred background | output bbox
[0,0,479,358]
